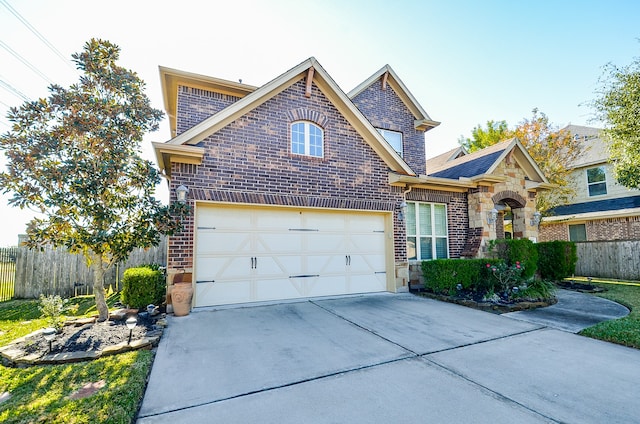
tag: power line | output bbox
[0,40,54,85]
[0,0,74,70]
[0,77,30,102]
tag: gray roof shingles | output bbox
[549,195,640,216]
[428,149,505,179]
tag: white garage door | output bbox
[194,204,390,307]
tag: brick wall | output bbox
[169,79,405,269]
[351,81,427,175]
[176,86,241,135]
[539,215,640,242]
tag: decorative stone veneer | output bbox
[467,152,539,257]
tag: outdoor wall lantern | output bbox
[396,200,407,221]
[125,316,137,345]
[530,211,542,227]
[487,208,498,226]
[43,327,56,353]
[176,185,189,204]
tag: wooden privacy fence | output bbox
[14,237,167,299]
[575,240,640,281]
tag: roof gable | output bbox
[159,66,257,138]
[563,125,607,168]
[155,58,415,177]
[348,65,440,131]
[427,138,549,184]
[426,146,468,172]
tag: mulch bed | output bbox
[14,318,155,356]
[556,280,607,293]
[415,290,557,314]
[3,310,164,366]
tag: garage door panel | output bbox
[303,211,345,231]
[255,209,302,230]
[308,233,346,253]
[196,281,251,306]
[255,278,306,301]
[348,214,385,232]
[195,205,389,307]
[348,232,386,251]
[198,207,251,229]
[349,253,386,274]
[253,255,294,279]
[307,275,346,297]
[348,273,387,293]
[255,233,303,254]
[305,254,346,275]
[196,256,251,282]
[197,232,252,255]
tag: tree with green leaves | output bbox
[458,120,510,153]
[511,109,581,213]
[458,109,582,213]
[592,55,640,189]
[0,39,186,321]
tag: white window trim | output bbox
[406,201,449,261]
[291,121,324,158]
[376,128,403,157]
[586,166,607,197]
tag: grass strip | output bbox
[579,282,640,349]
[0,294,152,423]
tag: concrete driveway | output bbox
[137,293,640,423]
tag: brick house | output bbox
[539,125,640,242]
[153,57,549,308]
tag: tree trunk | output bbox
[90,252,110,322]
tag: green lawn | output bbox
[0,294,153,424]
[579,279,640,349]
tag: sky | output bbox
[0,0,638,246]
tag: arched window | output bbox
[291,121,323,158]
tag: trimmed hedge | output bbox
[121,265,165,309]
[536,241,577,281]
[422,259,491,294]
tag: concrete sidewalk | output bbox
[503,289,630,332]
[137,293,640,423]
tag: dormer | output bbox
[349,65,439,175]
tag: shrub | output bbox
[536,241,577,281]
[489,239,538,280]
[485,260,524,294]
[39,294,76,331]
[512,279,556,301]
[121,265,165,309]
[422,259,487,294]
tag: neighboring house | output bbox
[539,125,640,242]
[154,57,550,308]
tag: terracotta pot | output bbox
[171,283,193,316]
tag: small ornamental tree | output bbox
[0,39,187,321]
